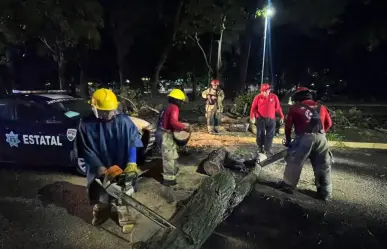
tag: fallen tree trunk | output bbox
[198,148,228,176]
[135,167,261,249]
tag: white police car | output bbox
[0,90,156,175]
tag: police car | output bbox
[0,90,156,175]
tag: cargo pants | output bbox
[283,133,333,199]
[206,108,221,133]
[92,189,135,232]
[160,132,179,182]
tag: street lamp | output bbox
[260,5,275,85]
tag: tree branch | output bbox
[39,37,55,54]
[189,33,213,73]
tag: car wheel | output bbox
[76,157,87,176]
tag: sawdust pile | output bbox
[188,132,255,148]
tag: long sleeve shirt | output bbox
[250,93,284,120]
[285,100,332,139]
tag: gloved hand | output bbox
[183,125,192,133]
[250,118,256,125]
[279,119,284,126]
[124,163,138,174]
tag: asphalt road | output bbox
[1,147,387,249]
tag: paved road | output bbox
[1,148,387,249]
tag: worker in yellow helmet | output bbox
[77,88,143,233]
[155,89,191,202]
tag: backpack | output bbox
[298,103,324,133]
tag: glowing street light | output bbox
[257,5,275,84]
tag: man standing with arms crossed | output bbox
[201,79,225,134]
[250,83,284,155]
[279,89,333,201]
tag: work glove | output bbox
[250,118,256,125]
[279,119,284,126]
[183,125,192,133]
[283,138,291,148]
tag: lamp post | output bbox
[256,5,275,85]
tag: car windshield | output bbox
[49,98,92,118]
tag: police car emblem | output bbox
[5,131,21,147]
[66,129,77,142]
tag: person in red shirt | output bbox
[280,89,333,201]
[250,83,284,155]
[155,89,191,190]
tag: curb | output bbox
[272,138,387,149]
[189,132,387,150]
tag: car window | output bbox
[0,101,16,121]
[15,101,47,121]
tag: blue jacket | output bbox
[77,114,143,189]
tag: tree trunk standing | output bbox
[79,65,89,99]
[151,0,184,96]
[208,35,213,85]
[57,51,67,90]
[238,0,260,93]
[136,167,262,249]
[215,15,226,81]
[238,35,252,92]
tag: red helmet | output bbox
[260,83,270,92]
[296,87,309,92]
[211,79,219,86]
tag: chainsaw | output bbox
[94,170,195,244]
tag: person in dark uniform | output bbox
[77,88,143,233]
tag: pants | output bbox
[256,117,276,152]
[283,133,333,198]
[92,189,135,227]
[161,132,179,181]
[206,108,221,131]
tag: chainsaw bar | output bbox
[94,178,195,244]
[257,149,288,168]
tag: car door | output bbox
[0,100,20,163]
[11,100,70,166]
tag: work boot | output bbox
[214,126,220,134]
[316,187,332,202]
[258,146,265,154]
[265,149,274,157]
[207,126,215,134]
[92,203,111,226]
[277,181,294,194]
[161,185,177,204]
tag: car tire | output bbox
[76,157,87,176]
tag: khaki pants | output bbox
[205,107,221,132]
[92,189,135,229]
[161,132,179,181]
[283,133,333,199]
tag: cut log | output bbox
[198,148,228,176]
[135,167,261,249]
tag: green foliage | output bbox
[231,90,259,115]
[0,0,103,56]
[330,107,379,129]
[179,0,247,51]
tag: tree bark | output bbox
[198,148,228,176]
[135,166,261,249]
[58,51,67,90]
[151,0,184,96]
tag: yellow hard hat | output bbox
[168,89,187,101]
[91,88,119,111]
